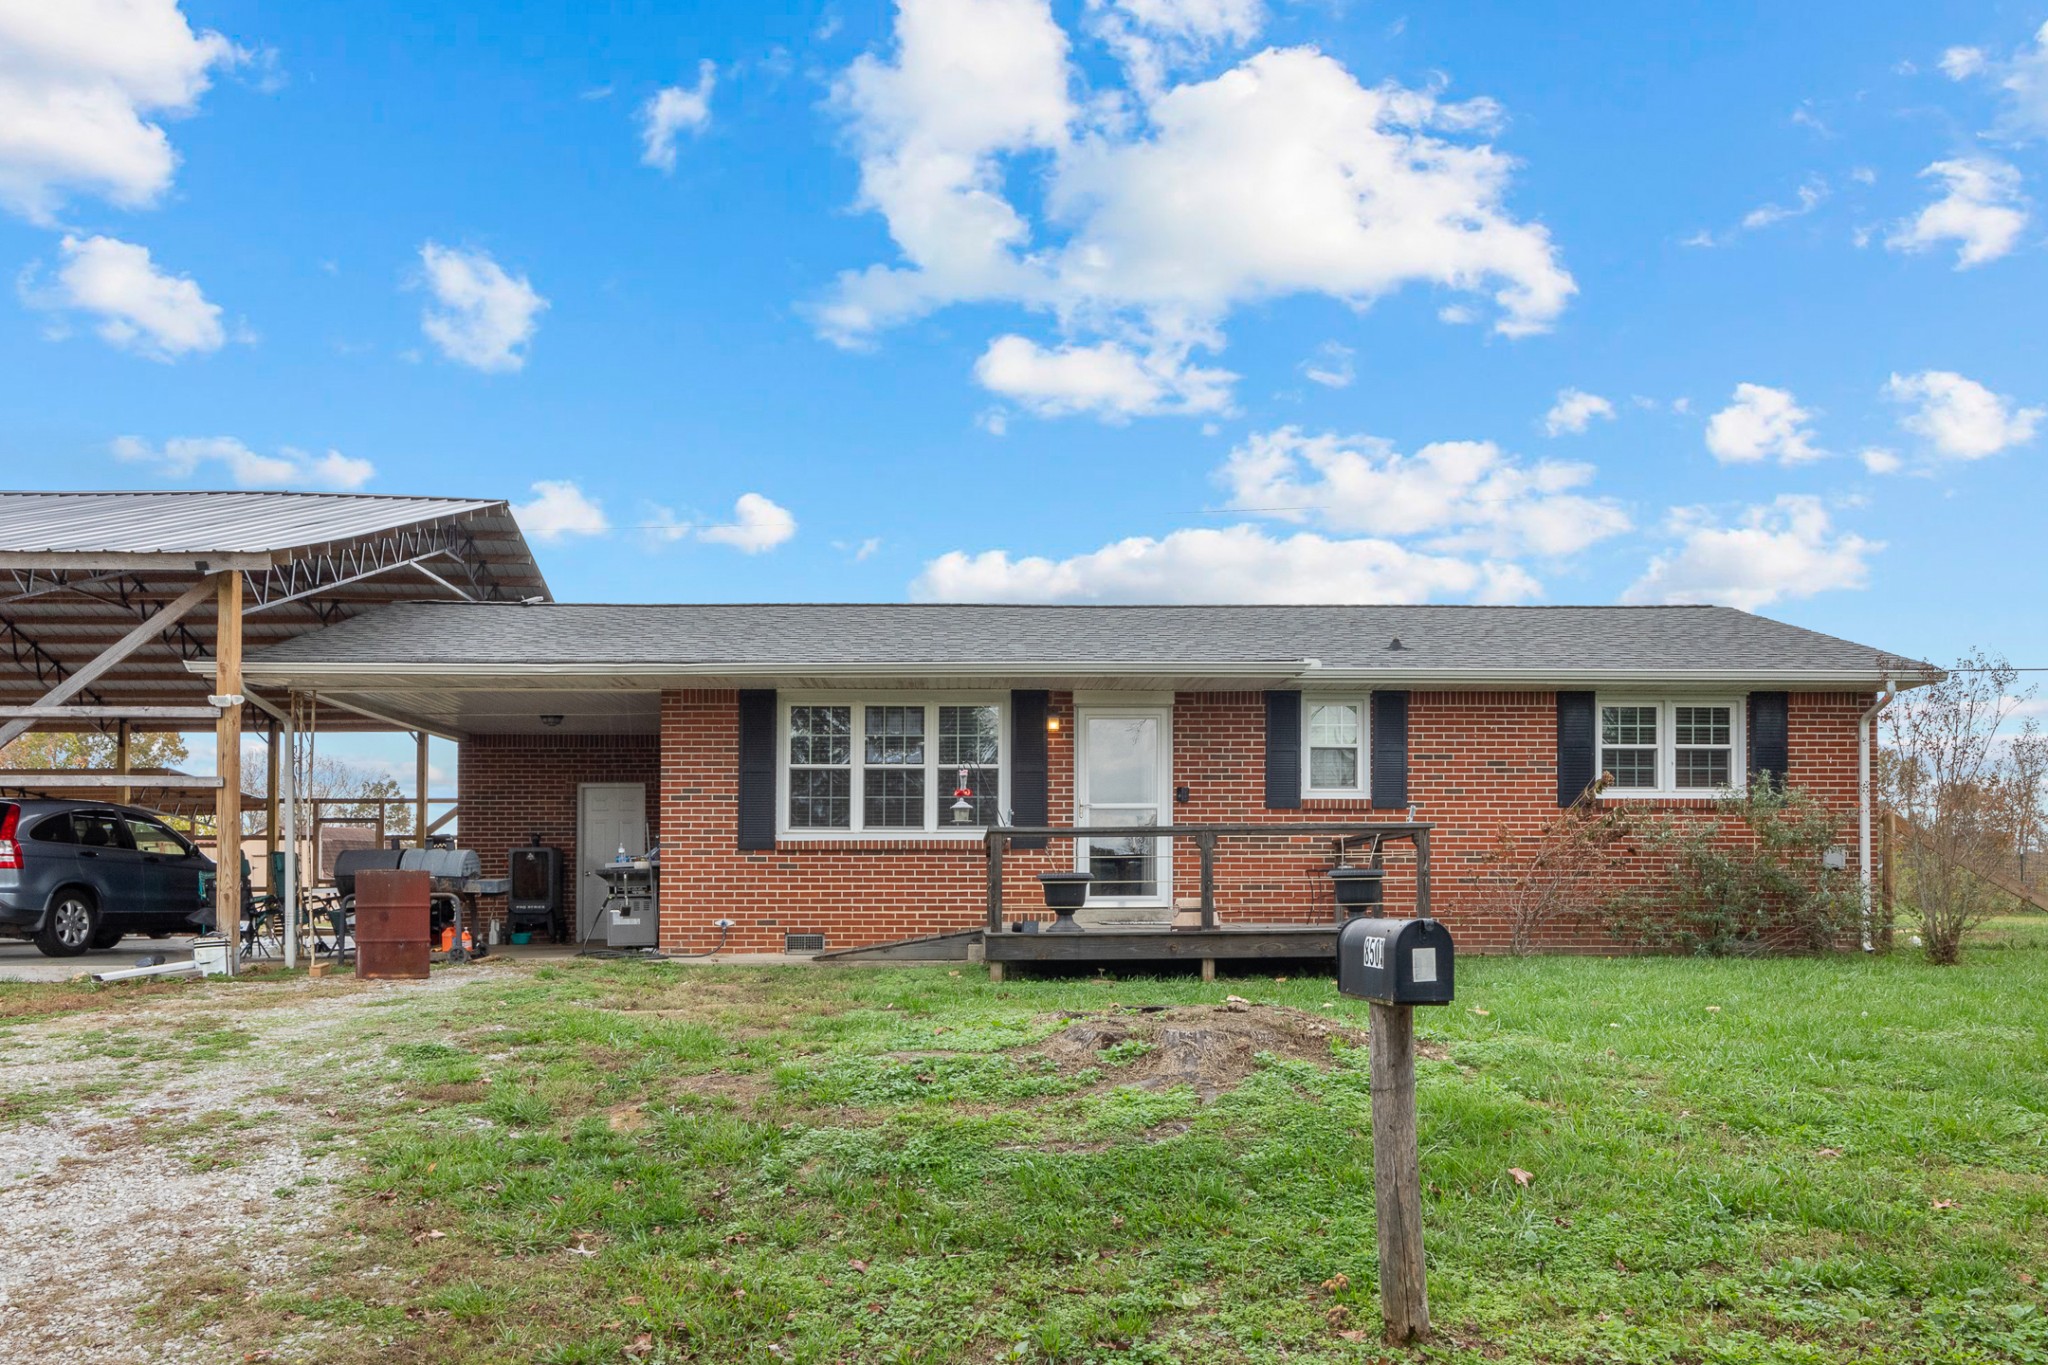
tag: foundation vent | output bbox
[784,933,826,954]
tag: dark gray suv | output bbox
[0,800,216,956]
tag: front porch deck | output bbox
[983,923,1336,975]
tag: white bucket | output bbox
[192,936,236,977]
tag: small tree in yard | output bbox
[1883,649,2039,964]
[1483,775,1638,954]
[1607,782,1861,957]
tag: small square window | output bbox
[1306,699,1366,793]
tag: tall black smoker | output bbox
[507,839,564,941]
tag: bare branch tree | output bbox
[1881,649,2036,964]
[1482,775,1637,955]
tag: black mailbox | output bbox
[1337,917,1454,1006]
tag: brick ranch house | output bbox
[236,602,1910,956]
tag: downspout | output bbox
[1858,676,1897,951]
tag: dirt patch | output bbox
[1022,1003,1371,1101]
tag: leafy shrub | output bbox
[1606,781,1862,956]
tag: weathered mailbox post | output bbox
[1338,915,1455,1345]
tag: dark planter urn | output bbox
[1036,872,1092,932]
[1328,866,1385,911]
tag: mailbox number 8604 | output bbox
[1359,935,1385,970]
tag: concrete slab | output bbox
[0,936,196,984]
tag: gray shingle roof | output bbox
[243,602,1911,682]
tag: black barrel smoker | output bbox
[507,838,565,943]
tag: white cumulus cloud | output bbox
[111,435,374,490]
[1219,426,1629,558]
[698,493,797,553]
[514,480,609,541]
[417,242,547,373]
[820,2,1573,413]
[1543,387,1614,436]
[638,60,716,171]
[1624,496,1880,610]
[0,0,242,223]
[1089,0,1265,94]
[914,524,1540,604]
[1704,383,1823,465]
[1740,177,1828,231]
[1300,341,1355,389]
[1941,46,1988,80]
[1886,158,2028,268]
[1940,21,2048,143]
[1884,369,2043,461]
[26,233,226,360]
[974,333,1234,420]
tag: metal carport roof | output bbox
[0,491,551,733]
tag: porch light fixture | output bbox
[540,714,564,727]
[1046,715,1061,733]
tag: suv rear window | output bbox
[29,813,76,843]
[70,812,129,848]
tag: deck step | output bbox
[1073,905,1177,930]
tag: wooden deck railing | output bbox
[983,821,1434,932]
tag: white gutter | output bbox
[219,658,1906,691]
[1858,676,1898,951]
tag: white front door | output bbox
[1075,707,1171,905]
[577,783,647,940]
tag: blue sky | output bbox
[6,0,2047,704]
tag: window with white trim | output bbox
[1599,699,1742,797]
[1303,696,1370,797]
[783,697,1005,834]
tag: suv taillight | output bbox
[0,804,18,872]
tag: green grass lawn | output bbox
[133,920,2048,1362]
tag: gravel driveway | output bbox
[0,967,502,1363]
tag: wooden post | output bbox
[985,833,1006,934]
[1197,832,1217,928]
[1880,809,1898,950]
[1368,1000,1430,1344]
[115,720,131,806]
[414,731,429,848]
[212,572,243,938]
[1200,957,1216,983]
[264,720,280,890]
[1414,829,1431,918]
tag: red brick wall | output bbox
[457,733,659,936]
[468,688,1870,956]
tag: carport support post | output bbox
[212,571,244,947]
[1368,1000,1429,1344]
[280,701,297,970]
[265,721,280,880]
[414,731,428,848]
[115,721,131,806]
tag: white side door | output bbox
[576,783,647,940]
[1074,707,1172,905]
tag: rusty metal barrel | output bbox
[354,868,431,979]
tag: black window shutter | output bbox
[1371,691,1410,810]
[736,689,777,851]
[1556,691,1596,807]
[1748,691,1789,790]
[1009,690,1050,848]
[1264,690,1302,810]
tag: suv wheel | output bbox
[89,923,125,950]
[36,890,98,958]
